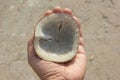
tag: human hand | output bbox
[27,6,86,80]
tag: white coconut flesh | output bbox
[34,13,79,62]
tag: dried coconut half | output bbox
[34,13,79,62]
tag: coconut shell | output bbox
[34,13,79,62]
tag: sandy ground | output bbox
[0,0,120,80]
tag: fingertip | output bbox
[28,37,34,48]
[73,16,80,26]
[53,6,62,13]
[79,37,84,47]
[27,36,35,55]
[73,16,83,37]
[63,8,72,15]
[44,10,53,16]
[77,45,85,54]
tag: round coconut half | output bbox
[34,13,79,62]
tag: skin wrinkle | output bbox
[68,67,83,80]
[37,61,64,79]
[43,64,65,80]
[62,56,78,80]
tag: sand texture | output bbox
[0,0,120,80]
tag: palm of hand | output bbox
[28,49,86,80]
[28,6,86,80]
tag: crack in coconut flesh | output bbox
[34,13,79,62]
